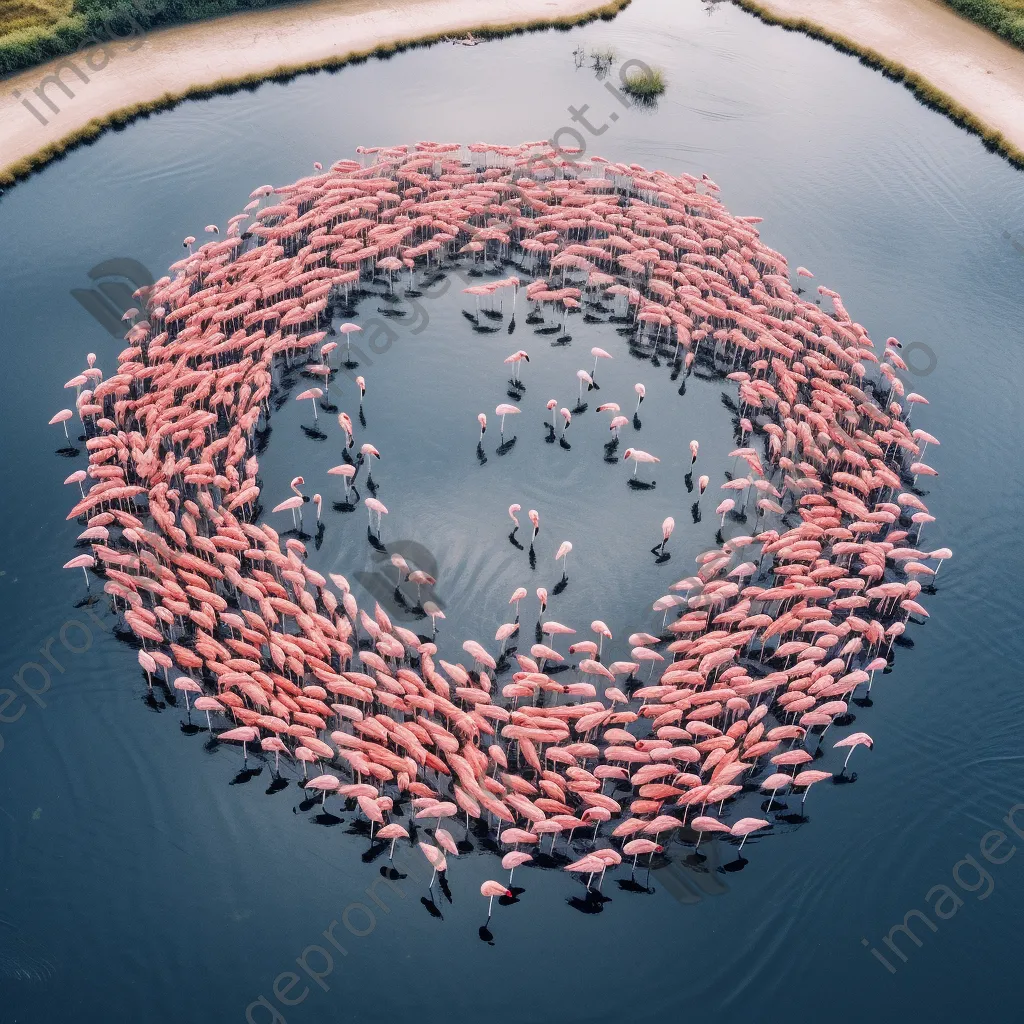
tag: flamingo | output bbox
[49,409,73,440]
[218,726,258,762]
[63,553,94,588]
[833,732,873,770]
[273,476,306,529]
[555,541,572,577]
[623,448,659,480]
[509,587,527,618]
[481,880,512,917]
[575,369,593,405]
[365,497,388,536]
[559,407,571,439]
[377,823,409,860]
[528,509,540,544]
[339,322,362,363]
[658,517,674,555]
[48,144,946,901]
[495,403,520,438]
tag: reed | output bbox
[621,64,665,98]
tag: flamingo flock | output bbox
[51,141,948,911]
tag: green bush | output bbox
[939,0,1024,50]
[622,65,665,99]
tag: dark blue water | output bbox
[2,0,1023,1021]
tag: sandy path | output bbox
[0,0,619,178]
[2,0,1024,181]
[750,0,1024,153]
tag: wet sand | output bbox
[751,0,1024,153]
[0,0,620,179]
[2,0,1023,182]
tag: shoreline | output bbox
[734,0,1024,168]
[1,0,1024,189]
[0,0,632,188]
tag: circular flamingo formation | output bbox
[53,141,948,901]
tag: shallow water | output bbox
[1,0,1024,1021]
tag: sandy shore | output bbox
[0,0,624,182]
[747,0,1024,154]
[2,0,1024,184]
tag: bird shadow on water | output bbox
[774,810,809,825]
[421,894,444,919]
[313,811,344,826]
[567,888,612,914]
[617,876,655,895]
[361,843,389,865]
[143,692,167,712]
[230,766,263,786]
[720,853,749,873]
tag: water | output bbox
[1,0,1023,1020]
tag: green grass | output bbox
[939,0,1024,50]
[0,0,75,36]
[0,0,295,76]
[621,64,665,98]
